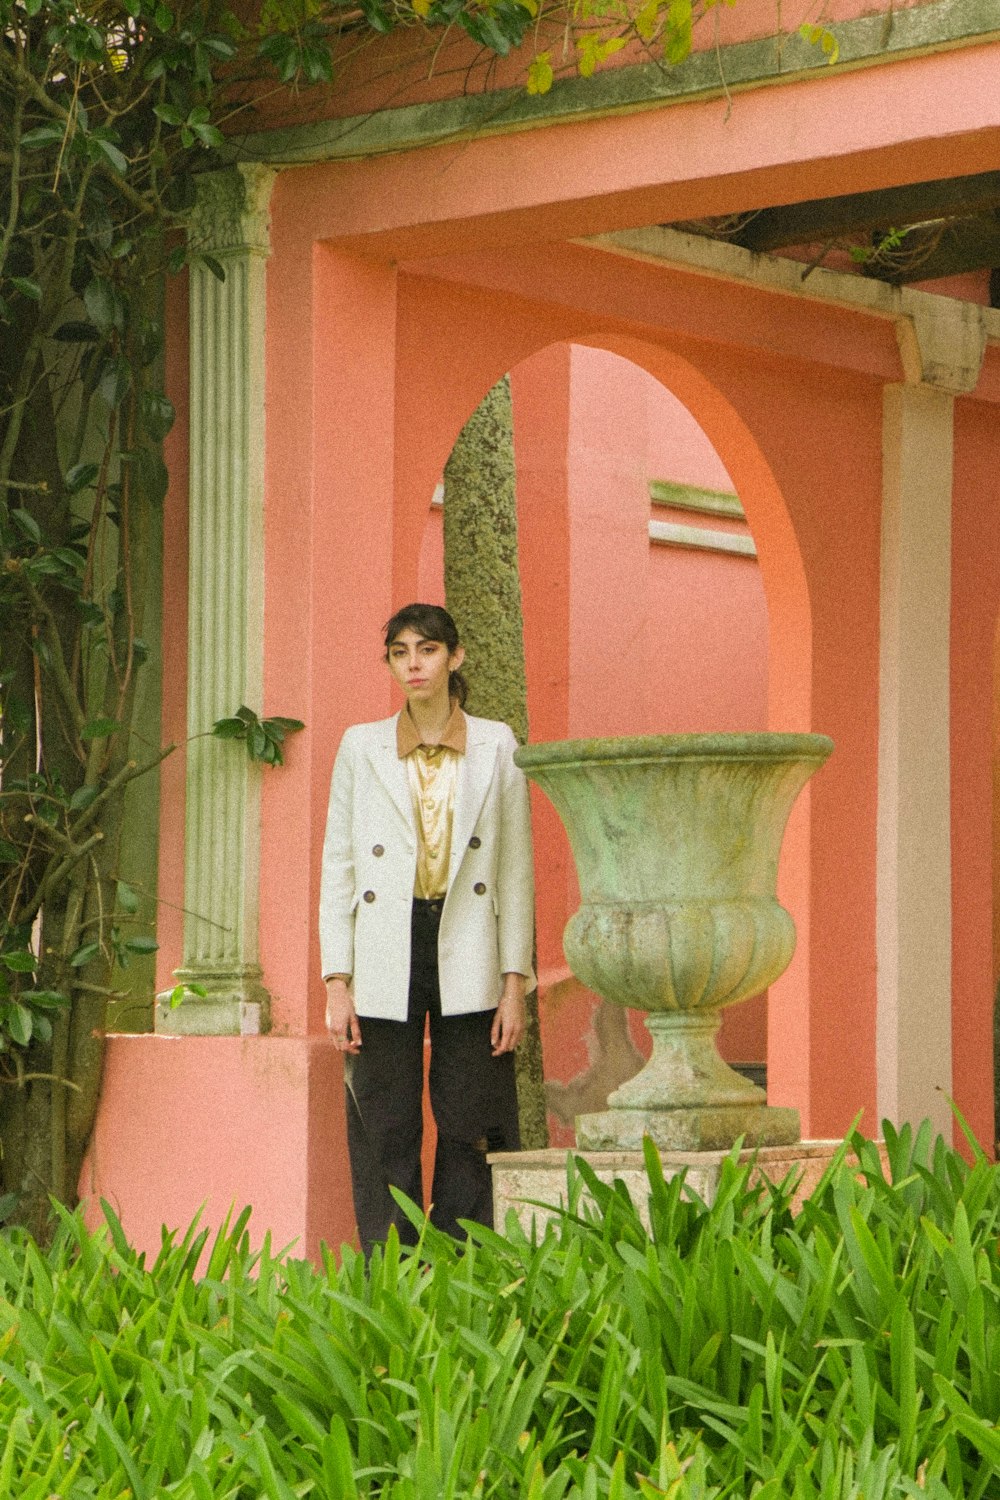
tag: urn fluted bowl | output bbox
[515,733,833,1016]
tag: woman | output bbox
[319,603,534,1254]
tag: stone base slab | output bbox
[490,1140,886,1237]
[576,1102,800,1153]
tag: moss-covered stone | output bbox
[443,377,547,1149]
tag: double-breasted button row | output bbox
[372,844,384,857]
[473,882,487,895]
[469,836,481,849]
[363,890,376,903]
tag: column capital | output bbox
[189,163,276,259]
[895,293,987,395]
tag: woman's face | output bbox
[386,628,464,707]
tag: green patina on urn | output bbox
[514,732,833,1152]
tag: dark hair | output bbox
[383,602,469,707]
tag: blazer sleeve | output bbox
[495,724,535,982]
[318,730,358,979]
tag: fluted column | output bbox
[156,164,275,1036]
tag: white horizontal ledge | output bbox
[649,519,757,557]
[434,483,756,557]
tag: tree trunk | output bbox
[443,376,548,1150]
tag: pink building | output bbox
[85,0,1000,1258]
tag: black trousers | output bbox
[344,898,521,1256]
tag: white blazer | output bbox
[319,712,535,1021]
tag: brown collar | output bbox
[396,702,467,758]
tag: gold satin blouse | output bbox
[397,703,467,900]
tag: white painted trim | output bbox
[649,519,757,557]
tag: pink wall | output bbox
[951,398,1000,1146]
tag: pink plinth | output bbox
[79,1034,356,1261]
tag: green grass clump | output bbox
[1,1122,1000,1497]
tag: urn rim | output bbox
[514,731,834,771]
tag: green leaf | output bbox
[123,936,158,954]
[117,881,140,914]
[69,942,100,968]
[19,123,66,150]
[263,716,305,738]
[213,717,248,740]
[81,718,119,740]
[141,391,176,442]
[10,277,42,302]
[129,447,170,503]
[70,784,100,811]
[98,354,132,407]
[2,950,37,974]
[54,320,102,343]
[84,278,123,335]
[65,462,100,493]
[6,1004,32,1047]
[526,51,554,95]
[26,990,69,1009]
[169,980,208,1008]
[0,840,19,864]
[93,137,130,174]
[11,509,41,544]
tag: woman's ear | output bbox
[450,645,466,670]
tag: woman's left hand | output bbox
[491,975,526,1055]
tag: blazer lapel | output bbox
[450,727,499,882]
[366,716,415,836]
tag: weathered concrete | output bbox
[490,1139,890,1236]
[516,733,833,1149]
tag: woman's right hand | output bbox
[325,978,362,1053]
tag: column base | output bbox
[155,968,271,1036]
[576,1102,800,1153]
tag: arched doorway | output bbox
[409,339,810,1146]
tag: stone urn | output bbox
[514,733,833,1152]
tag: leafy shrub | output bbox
[0,1122,999,1497]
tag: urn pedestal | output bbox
[514,733,833,1153]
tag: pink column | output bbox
[950,397,1000,1150]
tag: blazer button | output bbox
[473,882,487,895]
[372,844,385,857]
[363,890,376,903]
[468,836,481,849]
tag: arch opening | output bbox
[411,338,812,1145]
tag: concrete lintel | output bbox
[590,226,1000,386]
[895,295,988,393]
[229,0,1000,167]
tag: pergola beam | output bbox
[719,172,1000,253]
